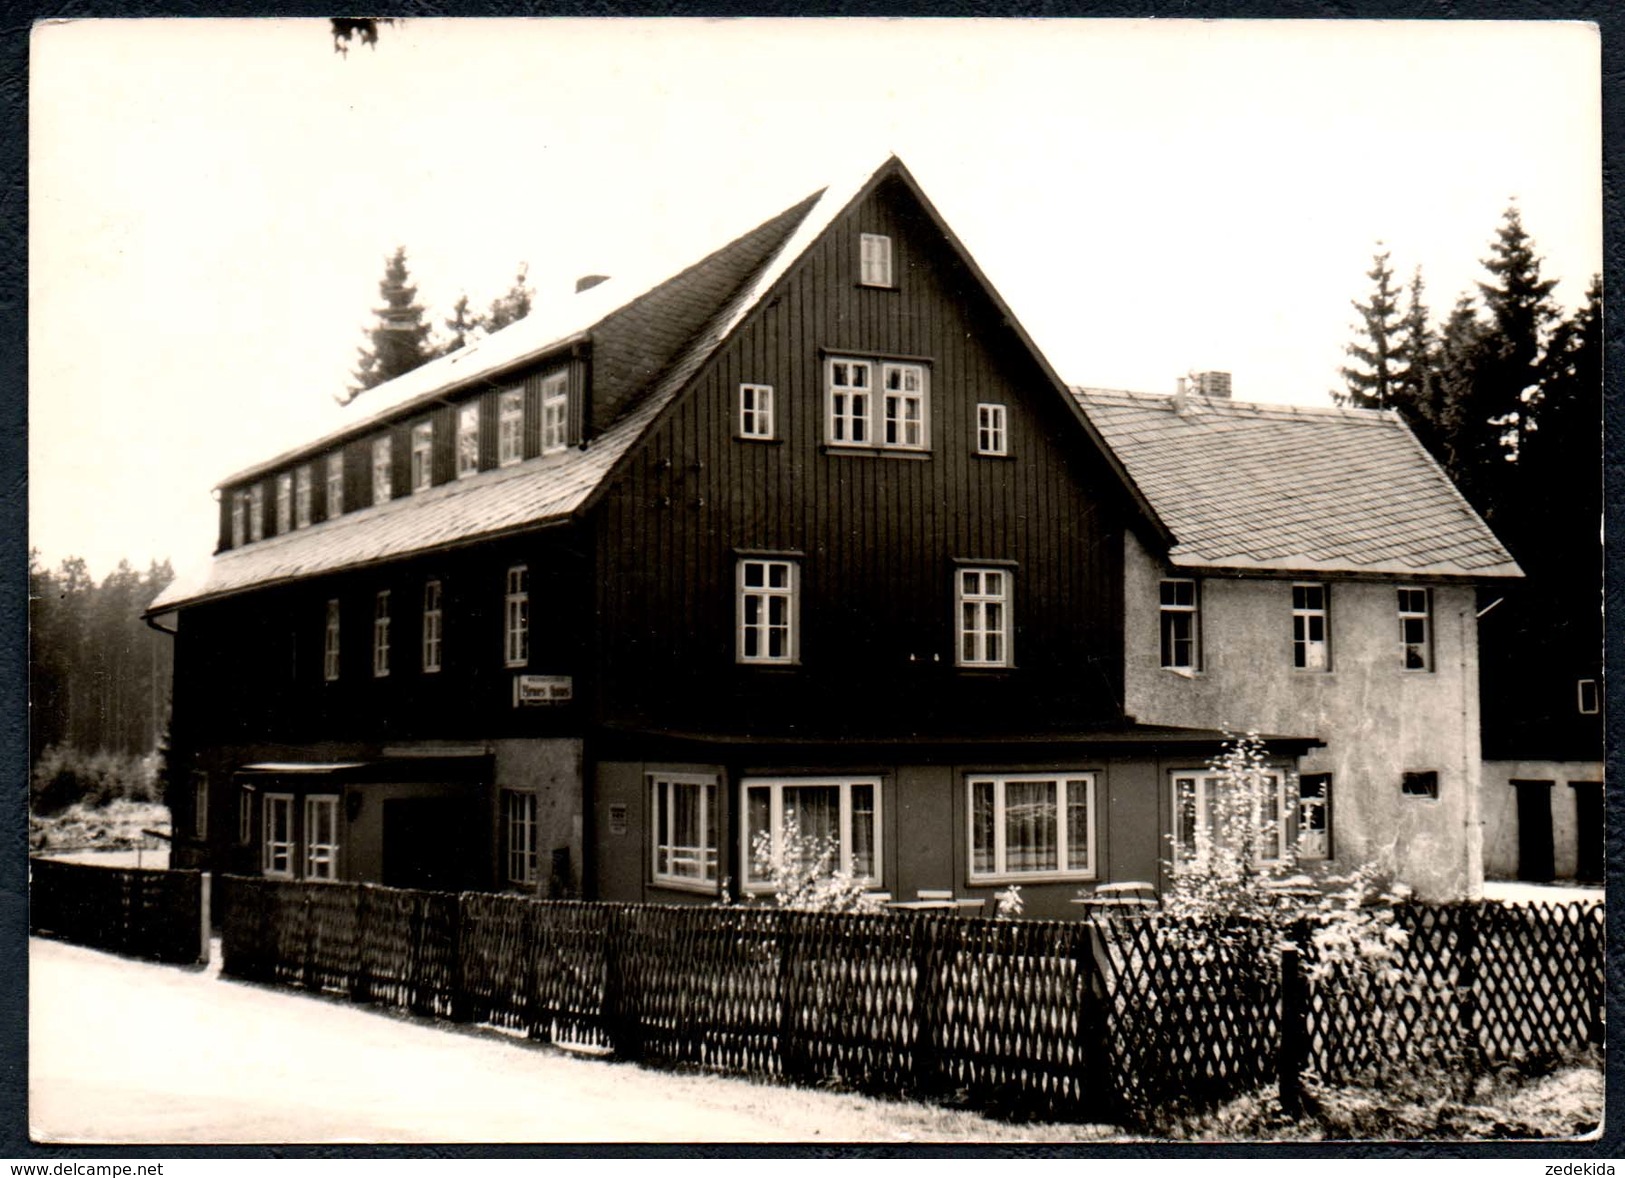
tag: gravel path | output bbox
[29,936,1104,1145]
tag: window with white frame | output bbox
[249,484,265,542]
[881,364,928,449]
[743,777,879,890]
[411,420,433,492]
[372,590,391,678]
[238,787,252,845]
[859,232,893,287]
[651,774,719,888]
[456,402,480,478]
[1160,579,1200,670]
[739,384,775,440]
[737,558,797,664]
[503,790,538,886]
[1398,587,1432,671]
[372,436,393,505]
[323,599,341,681]
[263,793,294,878]
[498,389,524,466]
[1578,678,1600,715]
[1292,583,1330,670]
[1297,773,1332,860]
[231,491,247,547]
[969,773,1096,881]
[422,580,443,673]
[275,472,293,534]
[504,565,529,667]
[295,466,313,529]
[827,359,871,445]
[1171,769,1289,866]
[540,373,569,454]
[304,794,340,881]
[326,452,344,518]
[192,770,208,839]
[976,403,1007,456]
[825,358,928,451]
[957,567,1012,667]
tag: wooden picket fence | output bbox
[30,857,208,964]
[219,878,1605,1124]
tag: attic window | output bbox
[231,491,247,547]
[540,373,569,454]
[411,420,433,493]
[456,403,480,479]
[1401,771,1439,799]
[498,389,524,467]
[372,437,393,506]
[860,233,893,287]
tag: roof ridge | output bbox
[1069,385,1397,424]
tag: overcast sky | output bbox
[30,18,1601,581]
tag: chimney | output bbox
[575,274,610,294]
[1195,371,1232,399]
[1173,376,1190,414]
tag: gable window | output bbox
[1172,770,1290,866]
[231,491,247,547]
[294,467,313,529]
[372,591,391,677]
[827,360,871,445]
[969,773,1096,882]
[1402,770,1439,799]
[651,774,719,889]
[249,484,265,542]
[498,389,524,466]
[456,402,480,478]
[541,373,570,454]
[881,364,928,449]
[304,795,340,881]
[262,793,294,879]
[275,473,293,535]
[326,453,344,518]
[859,232,893,287]
[422,580,443,673]
[1160,579,1200,670]
[372,437,393,505]
[976,403,1008,456]
[1297,774,1332,860]
[737,558,797,664]
[1398,587,1432,670]
[1292,583,1330,670]
[323,599,341,681]
[238,787,252,845]
[504,565,529,667]
[192,771,208,839]
[739,384,775,440]
[957,567,1012,667]
[825,358,928,451]
[411,420,433,492]
[503,790,538,886]
[1577,678,1599,715]
[743,777,879,891]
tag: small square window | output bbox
[860,233,893,287]
[976,403,1007,456]
[1401,770,1439,799]
[739,384,775,440]
[1578,678,1600,715]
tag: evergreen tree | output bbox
[1336,249,1404,409]
[1475,205,1561,466]
[485,262,534,334]
[1390,266,1443,448]
[434,293,484,358]
[1432,294,1496,510]
[348,246,434,401]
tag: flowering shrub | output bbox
[749,814,883,914]
[994,885,1024,920]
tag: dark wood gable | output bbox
[591,171,1129,738]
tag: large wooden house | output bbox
[148,156,1515,915]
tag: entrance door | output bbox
[1512,780,1555,883]
[1571,781,1603,882]
[382,798,477,891]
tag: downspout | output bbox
[1461,602,1483,899]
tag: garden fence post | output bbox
[910,915,940,1099]
[1455,904,1483,1096]
[1586,906,1606,1046]
[777,909,803,1083]
[1278,942,1308,1119]
[1076,920,1127,1127]
[448,894,472,1023]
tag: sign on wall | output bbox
[608,804,628,836]
[513,674,574,707]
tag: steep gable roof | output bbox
[1070,388,1521,580]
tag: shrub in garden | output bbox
[748,814,883,914]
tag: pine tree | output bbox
[348,247,434,401]
[1433,294,1496,510]
[1475,205,1561,466]
[1336,249,1404,409]
[434,293,484,358]
[1390,266,1443,449]
[485,262,534,334]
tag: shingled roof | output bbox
[150,163,882,614]
[1069,388,1521,580]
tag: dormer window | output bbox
[860,233,893,287]
[372,437,393,506]
[231,491,247,547]
[541,373,569,454]
[275,472,293,535]
[326,453,344,518]
[499,389,524,467]
[294,467,313,529]
[456,402,479,479]
[411,420,433,493]
[249,484,265,542]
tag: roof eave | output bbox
[1166,552,1525,581]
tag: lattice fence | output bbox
[31,857,206,964]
